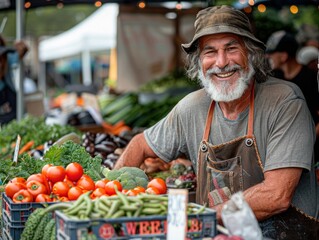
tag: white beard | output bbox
[198,62,255,102]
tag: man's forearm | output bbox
[114,133,157,169]
[212,168,301,224]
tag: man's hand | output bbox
[14,40,28,59]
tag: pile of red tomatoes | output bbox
[5,162,167,203]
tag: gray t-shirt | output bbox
[144,77,318,219]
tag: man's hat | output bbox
[181,5,266,54]
[265,31,299,57]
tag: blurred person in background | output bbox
[266,30,319,164]
[296,45,319,72]
[0,35,29,124]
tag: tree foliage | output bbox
[0,5,96,41]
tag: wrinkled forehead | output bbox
[199,33,245,49]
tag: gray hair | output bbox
[184,37,271,83]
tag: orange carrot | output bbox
[19,140,35,155]
[35,144,44,151]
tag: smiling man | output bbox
[114,5,319,239]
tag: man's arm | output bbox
[213,167,302,224]
[114,133,158,169]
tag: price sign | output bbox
[167,188,188,240]
[13,135,21,163]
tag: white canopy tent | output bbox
[38,3,118,88]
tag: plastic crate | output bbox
[55,203,217,240]
[2,206,24,240]
[1,192,54,240]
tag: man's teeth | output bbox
[216,71,234,78]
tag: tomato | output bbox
[147,178,167,194]
[10,177,27,185]
[122,189,128,194]
[47,166,66,183]
[27,173,51,193]
[95,179,109,189]
[145,186,161,195]
[26,180,48,197]
[91,187,106,198]
[76,175,95,191]
[41,163,53,178]
[5,182,26,198]
[65,162,84,182]
[68,186,84,200]
[35,193,52,202]
[12,189,33,203]
[64,178,75,188]
[57,196,69,202]
[52,181,70,197]
[104,180,122,196]
[133,186,146,193]
[126,189,138,196]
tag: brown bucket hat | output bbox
[182,5,266,54]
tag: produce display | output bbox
[149,162,197,190]
[17,190,215,240]
[4,154,169,202]
[99,71,200,129]
[82,131,130,169]
[0,116,79,160]
[0,76,204,239]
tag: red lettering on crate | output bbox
[139,221,152,234]
[188,219,202,232]
[163,220,168,233]
[99,223,115,239]
[5,202,9,215]
[59,219,64,231]
[150,221,161,234]
[126,222,137,234]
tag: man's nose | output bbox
[215,50,229,69]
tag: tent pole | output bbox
[82,50,92,86]
[16,0,25,121]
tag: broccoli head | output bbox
[104,168,121,180]
[103,166,149,190]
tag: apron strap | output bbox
[247,81,255,138]
[203,101,215,141]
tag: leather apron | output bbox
[196,85,319,239]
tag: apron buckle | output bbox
[245,138,253,147]
[200,143,208,152]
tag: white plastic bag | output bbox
[221,191,263,240]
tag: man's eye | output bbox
[203,50,217,55]
[226,47,238,52]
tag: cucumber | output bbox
[33,212,52,240]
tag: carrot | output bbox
[113,125,131,136]
[19,140,35,155]
[35,144,44,151]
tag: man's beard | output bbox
[198,62,255,102]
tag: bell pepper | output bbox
[35,193,52,203]
[13,189,33,203]
[26,180,48,197]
